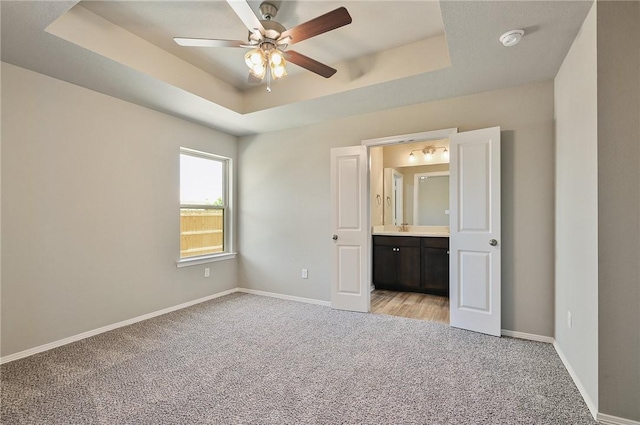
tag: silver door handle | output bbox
[332,234,338,241]
[489,239,498,246]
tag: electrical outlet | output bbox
[204,267,210,278]
[301,269,308,279]
[567,311,572,329]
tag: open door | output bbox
[449,127,501,336]
[330,146,369,312]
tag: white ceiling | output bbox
[0,1,593,136]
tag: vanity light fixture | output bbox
[408,146,449,162]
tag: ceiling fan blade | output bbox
[174,37,245,48]
[226,0,265,36]
[286,50,337,78]
[280,7,352,44]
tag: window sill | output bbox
[176,252,237,268]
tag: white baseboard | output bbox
[500,329,554,343]
[0,288,240,365]
[552,341,598,420]
[598,413,640,425]
[237,288,331,307]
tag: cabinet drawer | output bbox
[421,237,449,249]
[373,235,421,247]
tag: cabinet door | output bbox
[372,245,397,286]
[397,246,421,289]
[422,247,450,295]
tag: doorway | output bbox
[330,126,502,336]
[370,138,452,324]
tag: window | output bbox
[179,148,230,261]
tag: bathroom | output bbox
[369,140,451,323]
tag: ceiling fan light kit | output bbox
[174,0,352,92]
[244,45,287,90]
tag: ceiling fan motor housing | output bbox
[249,20,286,43]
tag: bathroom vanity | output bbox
[372,231,449,296]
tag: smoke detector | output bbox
[499,29,524,47]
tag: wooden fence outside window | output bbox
[180,209,224,258]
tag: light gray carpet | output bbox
[1,293,596,424]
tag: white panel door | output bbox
[449,127,501,336]
[330,146,369,312]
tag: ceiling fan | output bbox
[174,0,352,91]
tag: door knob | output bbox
[332,234,338,240]
[489,239,498,246]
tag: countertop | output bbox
[372,231,450,237]
[371,226,450,237]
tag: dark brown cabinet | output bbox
[372,236,421,290]
[373,235,449,296]
[421,237,450,296]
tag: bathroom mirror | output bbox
[383,167,450,226]
[414,172,449,225]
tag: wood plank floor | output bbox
[371,289,449,324]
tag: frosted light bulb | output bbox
[250,51,263,65]
[251,64,265,78]
[271,51,283,66]
[245,49,264,69]
[273,65,285,78]
[409,152,416,162]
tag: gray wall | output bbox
[597,1,640,420]
[238,81,556,336]
[554,2,598,412]
[1,63,238,357]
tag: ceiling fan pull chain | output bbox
[266,65,272,93]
